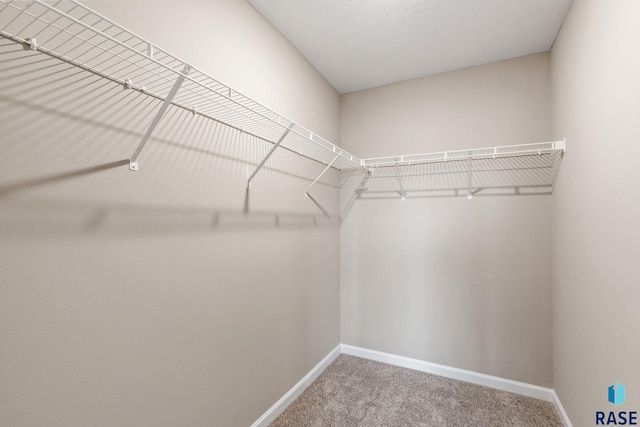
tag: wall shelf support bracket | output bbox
[129,64,191,171]
[396,165,406,201]
[246,123,295,188]
[305,151,342,196]
[467,157,473,200]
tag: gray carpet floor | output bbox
[271,355,563,427]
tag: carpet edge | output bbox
[252,344,573,427]
[250,344,342,427]
[340,344,573,426]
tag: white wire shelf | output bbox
[361,140,566,168]
[341,140,565,202]
[0,0,566,199]
[0,0,361,171]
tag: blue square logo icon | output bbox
[608,382,626,407]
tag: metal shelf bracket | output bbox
[396,165,406,201]
[305,151,342,196]
[129,64,191,171]
[246,123,295,189]
[467,157,473,200]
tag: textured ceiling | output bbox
[248,0,573,93]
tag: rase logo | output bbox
[610,383,627,407]
[596,382,637,425]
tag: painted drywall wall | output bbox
[340,53,554,387]
[551,0,640,424]
[0,1,340,426]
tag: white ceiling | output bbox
[248,0,573,94]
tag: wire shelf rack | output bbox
[361,141,566,168]
[0,0,566,198]
[0,0,361,171]
[343,140,565,201]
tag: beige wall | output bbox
[340,53,554,387]
[551,0,640,424]
[0,1,340,426]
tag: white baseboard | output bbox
[252,343,572,427]
[341,344,554,402]
[343,344,573,426]
[250,344,341,427]
[551,390,573,427]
